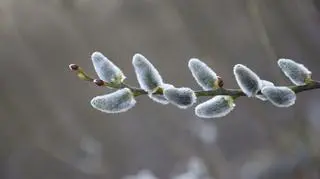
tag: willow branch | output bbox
[195,80,320,98]
[70,64,320,98]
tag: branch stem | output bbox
[70,65,320,98]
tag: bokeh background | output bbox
[1,0,320,178]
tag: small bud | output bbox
[217,76,224,88]
[233,64,262,97]
[69,65,93,81]
[132,53,164,93]
[90,88,136,113]
[195,95,235,118]
[261,86,296,107]
[148,83,174,105]
[91,51,126,84]
[188,58,219,90]
[69,64,79,71]
[256,80,274,101]
[278,58,312,85]
[93,79,105,86]
[163,87,197,109]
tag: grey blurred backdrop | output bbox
[1,0,320,179]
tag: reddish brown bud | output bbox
[93,79,105,86]
[217,76,224,88]
[69,64,79,71]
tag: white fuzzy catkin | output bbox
[195,95,235,118]
[90,88,136,113]
[161,83,175,89]
[233,64,262,97]
[148,94,169,105]
[148,83,174,105]
[132,53,163,93]
[261,86,296,107]
[91,51,126,84]
[163,87,197,109]
[256,80,275,101]
[278,58,312,85]
[188,58,218,90]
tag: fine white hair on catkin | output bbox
[163,87,197,109]
[148,83,174,105]
[233,64,262,97]
[256,80,275,101]
[132,53,163,93]
[91,51,125,83]
[261,86,296,107]
[278,58,311,85]
[188,58,218,90]
[90,88,136,113]
[195,95,235,118]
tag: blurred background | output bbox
[1,0,320,178]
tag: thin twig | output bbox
[70,65,320,98]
